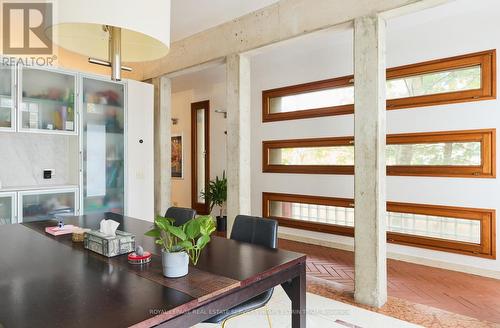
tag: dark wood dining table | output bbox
[0,213,306,328]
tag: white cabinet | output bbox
[0,64,15,132]
[81,76,125,215]
[0,65,154,220]
[18,187,78,223]
[0,192,16,225]
[19,66,78,135]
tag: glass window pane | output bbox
[386,142,481,166]
[196,108,206,204]
[387,66,481,100]
[82,78,125,214]
[269,146,354,165]
[269,200,354,227]
[0,195,14,225]
[269,140,481,167]
[387,211,481,244]
[0,65,13,128]
[21,68,76,132]
[21,191,75,223]
[269,86,354,114]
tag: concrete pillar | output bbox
[153,76,172,216]
[353,15,388,307]
[226,54,251,232]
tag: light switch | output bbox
[43,169,55,179]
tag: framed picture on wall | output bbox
[171,134,183,179]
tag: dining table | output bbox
[0,213,306,328]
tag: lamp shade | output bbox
[48,0,170,62]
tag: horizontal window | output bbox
[263,192,496,258]
[387,211,480,244]
[386,65,481,100]
[262,129,495,178]
[262,50,496,122]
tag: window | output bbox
[263,76,354,122]
[263,192,496,258]
[265,193,354,236]
[262,50,496,122]
[262,129,495,178]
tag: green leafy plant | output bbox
[202,172,227,217]
[145,215,216,265]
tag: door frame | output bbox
[191,100,210,215]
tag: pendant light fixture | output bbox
[47,0,171,81]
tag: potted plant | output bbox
[145,215,215,278]
[202,172,227,232]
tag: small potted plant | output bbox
[202,172,227,232]
[145,215,215,278]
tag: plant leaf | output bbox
[167,225,187,241]
[144,228,161,238]
[199,215,216,235]
[155,217,174,232]
[196,234,210,249]
[179,240,193,250]
[185,219,201,239]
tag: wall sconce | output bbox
[172,118,179,125]
[215,109,227,119]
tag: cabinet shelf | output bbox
[19,67,77,135]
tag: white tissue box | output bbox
[84,230,135,257]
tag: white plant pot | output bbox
[161,249,189,278]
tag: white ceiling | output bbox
[171,0,280,41]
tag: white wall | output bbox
[170,66,227,211]
[126,80,154,221]
[249,0,500,276]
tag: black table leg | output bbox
[282,262,306,328]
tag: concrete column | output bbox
[153,76,172,216]
[226,54,251,232]
[353,15,388,307]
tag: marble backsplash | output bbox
[0,132,79,188]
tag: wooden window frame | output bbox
[262,50,496,122]
[262,129,496,178]
[263,192,496,259]
[262,76,354,122]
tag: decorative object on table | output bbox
[145,215,216,278]
[84,219,135,257]
[128,245,152,265]
[72,228,91,243]
[202,172,228,232]
[45,224,80,236]
[171,134,183,179]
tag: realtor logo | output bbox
[2,2,53,55]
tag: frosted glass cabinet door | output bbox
[82,77,125,214]
[0,65,15,131]
[19,189,77,223]
[20,67,77,134]
[0,192,16,225]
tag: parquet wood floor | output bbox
[279,239,500,324]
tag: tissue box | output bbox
[84,230,136,257]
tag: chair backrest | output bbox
[230,215,278,249]
[164,207,197,226]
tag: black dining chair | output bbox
[204,215,278,328]
[164,207,196,226]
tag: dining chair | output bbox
[164,207,197,226]
[204,215,278,328]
